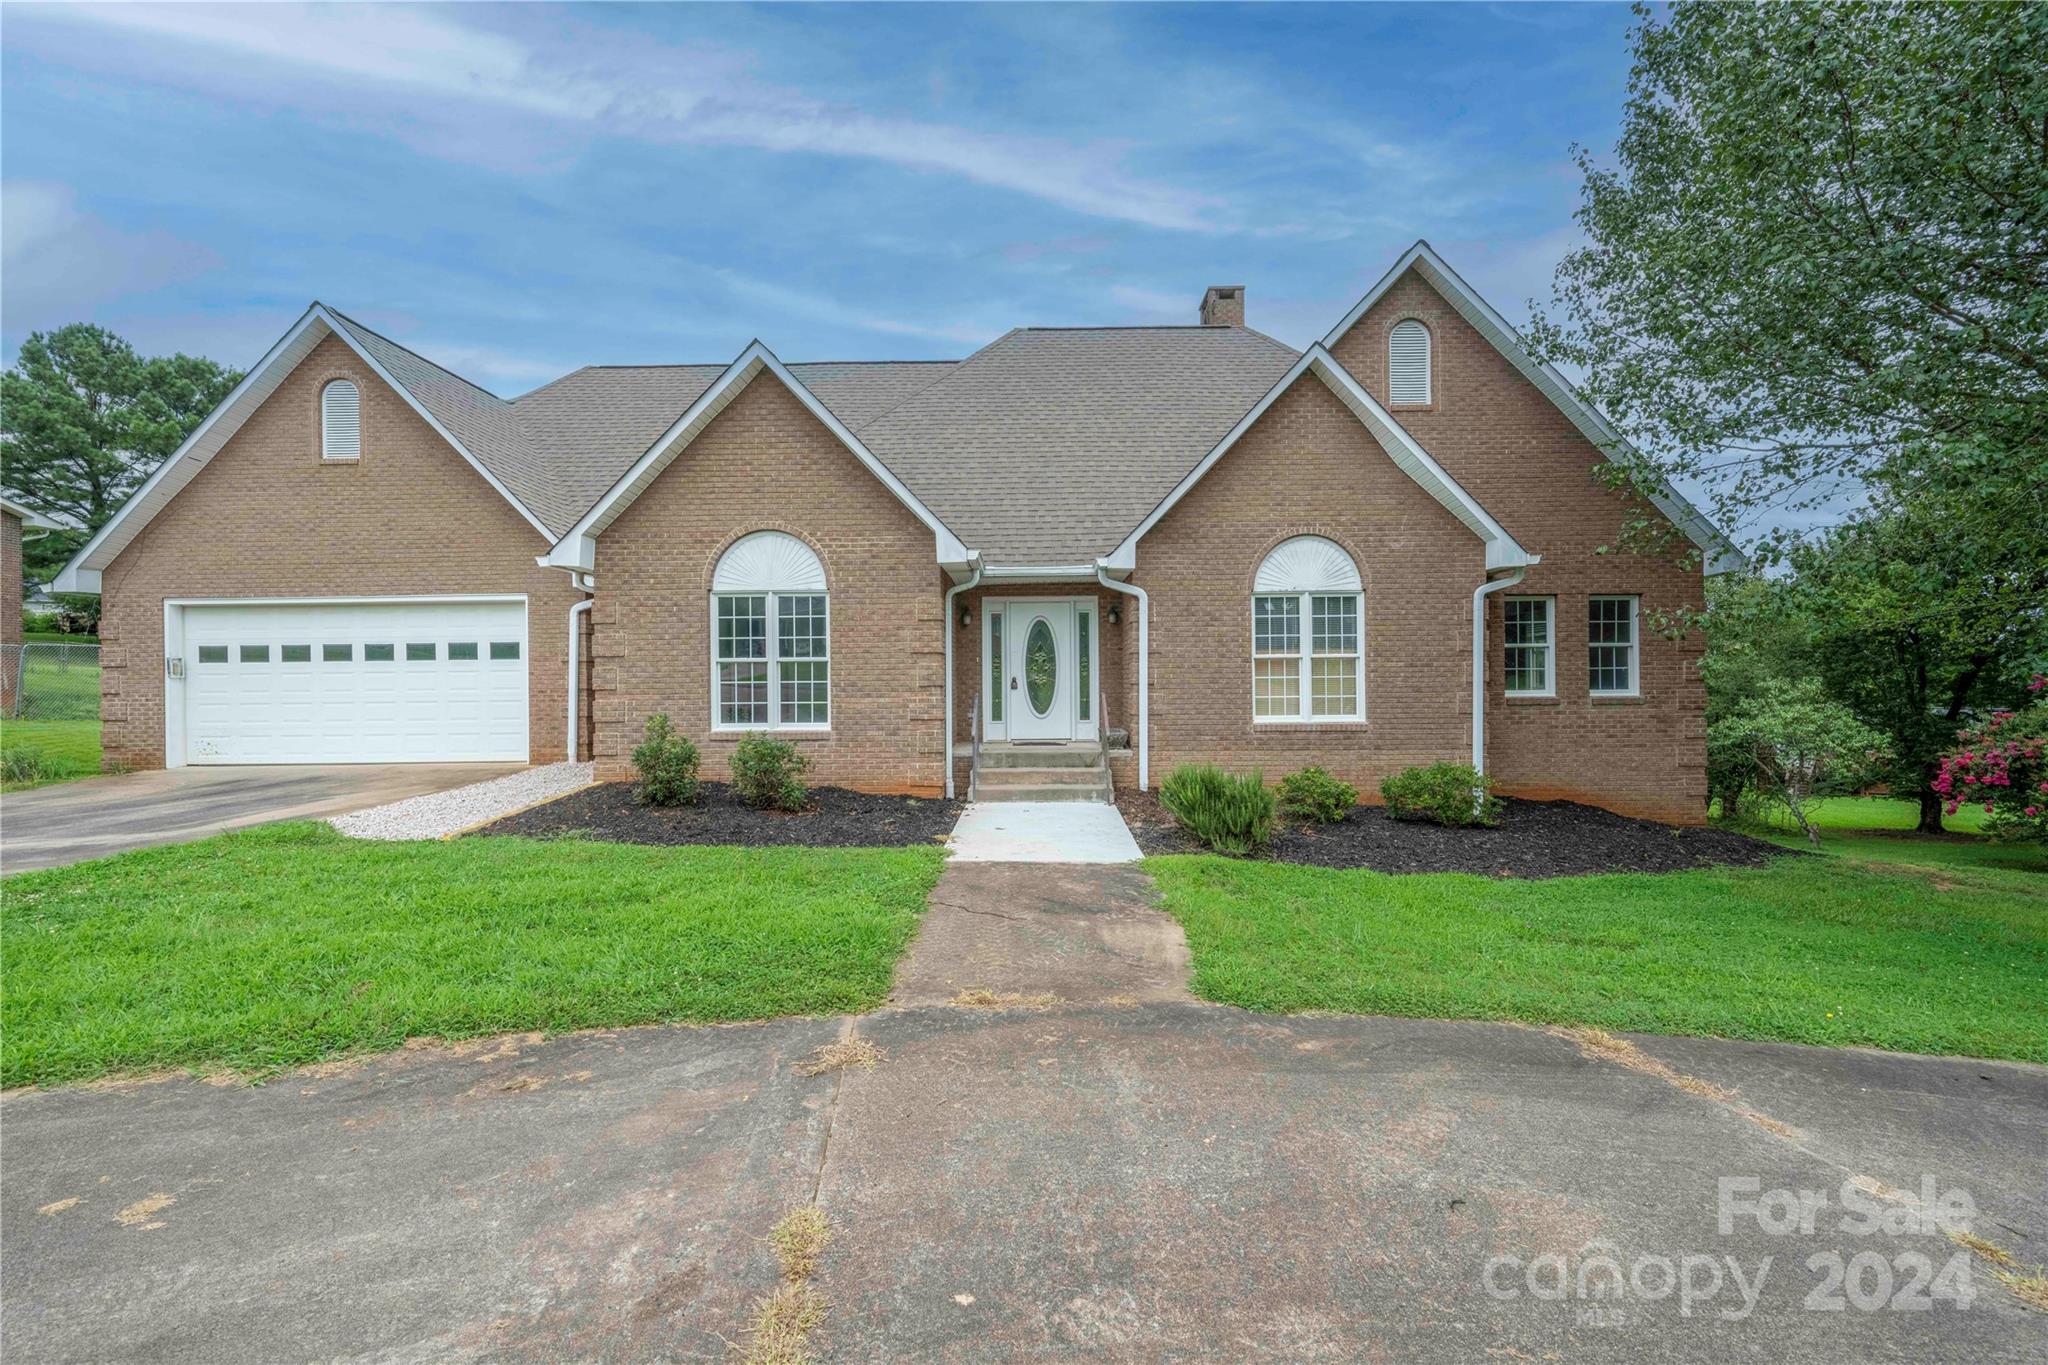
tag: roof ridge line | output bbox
[320,305,514,408]
[848,328,1023,433]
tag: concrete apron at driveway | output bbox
[4,861,2045,1362]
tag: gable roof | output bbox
[545,342,971,573]
[1110,344,1536,573]
[1323,241,1744,574]
[856,326,1300,564]
[52,304,558,592]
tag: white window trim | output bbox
[1502,595,1556,698]
[320,378,361,462]
[1388,317,1432,406]
[1587,594,1641,698]
[1251,590,1366,724]
[710,591,832,732]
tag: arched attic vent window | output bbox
[321,379,361,461]
[1388,319,1431,405]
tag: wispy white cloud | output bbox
[29,3,1226,233]
[711,270,1001,349]
[1,182,220,331]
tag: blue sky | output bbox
[2,2,1635,395]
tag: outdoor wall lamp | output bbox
[1107,603,1121,625]
[959,606,973,627]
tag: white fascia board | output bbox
[545,341,969,573]
[51,304,555,593]
[1322,240,1745,575]
[978,563,1103,582]
[1111,344,1533,572]
[0,498,63,530]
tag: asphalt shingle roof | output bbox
[340,312,1299,560]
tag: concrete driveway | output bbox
[3,862,2043,1360]
[1,763,524,872]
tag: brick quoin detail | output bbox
[95,334,578,771]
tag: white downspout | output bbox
[1095,564,1149,791]
[1470,566,1527,774]
[943,559,984,799]
[567,592,593,764]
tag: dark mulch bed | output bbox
[475,781,961,849]
[1116,789,1785,878]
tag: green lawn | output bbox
[1,823,945,1087]
[1147,849,2048,1062]
[1722,794,1990,835]
[0,718,103,790]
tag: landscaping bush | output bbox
[630,713,700,807]
[1707,677,1890,848]
[1933,677,2048,845]
[1277,766,1358,824]
[1160,764,1275,855]
[1381,762,1501,828]
[731,733,810,811]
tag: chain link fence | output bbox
[3,643,102,721]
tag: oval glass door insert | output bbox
[1024,618,1057,716]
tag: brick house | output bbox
[54,242,1738,823]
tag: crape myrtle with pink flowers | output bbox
[1934,676,2048,845]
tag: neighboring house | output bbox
[53,242,1738,823]
[3,493,64,645]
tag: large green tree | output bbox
[1,324,242,589]
[1529,2,2048,564]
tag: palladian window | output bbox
[1251,536,1364,722]
[712,531,829,729]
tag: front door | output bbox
[1004,600,1074,741]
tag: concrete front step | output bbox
[977,765,1106,786]
[974,781,1112,803]
[978,743,1104,770]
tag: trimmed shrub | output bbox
[731,733,810,811]
[631,713,700,807]
[1276,766,1358,824]
[1380,761,1501,828]
[1160,764,1275,855]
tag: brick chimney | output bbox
[1200,285,1245,327]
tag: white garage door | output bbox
[180,599,528,765]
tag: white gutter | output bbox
[567,595,594,764]
[1471,566,1529,774]
[942,559,985,799]
[1094,563,1149,791]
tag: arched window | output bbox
[321,379,361,461]
[712,532,829,729]
[1252,536,1363,722]
[1388,319,1431,406]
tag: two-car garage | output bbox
[169,598,529,766]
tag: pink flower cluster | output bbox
[1934,677,2048,838]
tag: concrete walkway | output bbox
[894,861,1191,1006]
[1,763,526,873]
[946,799,1143,862]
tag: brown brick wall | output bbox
[1327,270,1708,823]
[591,375,946,794]
[96,333,580,771]
[3,511,21,646]
[1134,376,1483,793]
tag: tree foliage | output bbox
[1708,677,1891,848]
[1530,3,2048,564]
[1,324,242,587]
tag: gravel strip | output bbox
[330,763,596,841]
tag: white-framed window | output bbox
[1251,535,1364,722]
[1503,596,1554,696]
[1588,595,1639,696]
[1388,318,1431,405]
[711,531,829,730]
[321,379,361,461]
